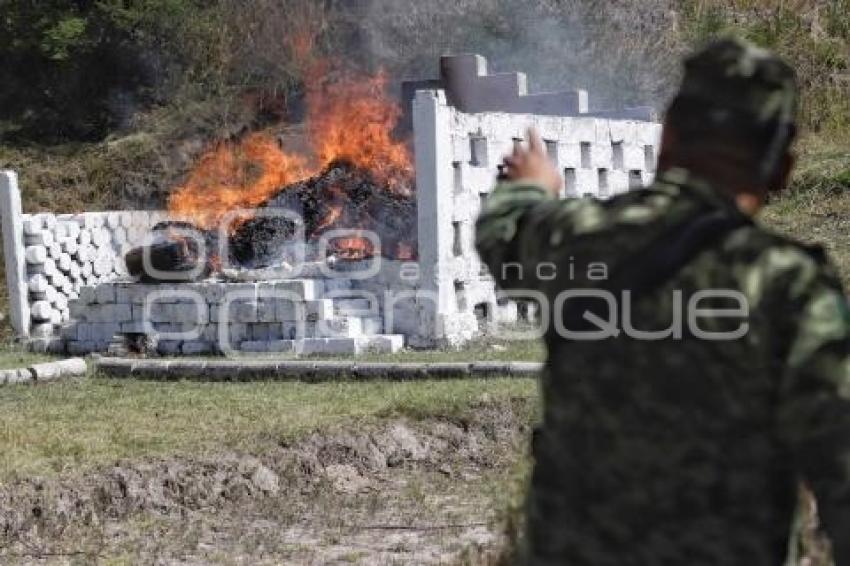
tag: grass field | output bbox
[0,375,537,482]
[0,347,55,370]
[763,139,850,284]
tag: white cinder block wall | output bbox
[21,208,167,344]
[410,56,661,346]
[0,171,166,348]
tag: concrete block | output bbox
[25,245,47,264]
[95,284,116,303]
[93,255,113,276]
[296,337,357,355]
[210,322,247,345]
[61,220,81,240]
[118,320,146,333]
[22,216,43,236]
[357,334,405,354]
[30,322,54,338]
[280,321,300,340]
[24,231,53,247]
[105,212,121,229]
[156,340,182,355]
[228,300,259,323]
[315,316,368,338]
[257,298,277,323]
[90,303,131,323]
[200,283,227,303]
[89,213,104,229]
[126,224,145,244]
[239,339,295,354]
[112,226,127,246]
[274,279,324,301]
[59,323,78,340]
[181,341,212,355]
[79,286,96,305]
[53,294,68,310]
[57,253,72,272]
[48,270,66,288]
[305,299,333,322]
[361,316,383,335]
[28,273,49,294]
[201,323,220,342]
[68,301,84,319]
[31,301,53,322]
[92,323,120,342]
[29,291,47,302]
[250,323,270,341]
[275,299,306,322]
[67,340,96,355]
[92,228,111,248]
[333,299,380,320]
[323,278,353,292]
[41,257,57,276]
[240,340,269,353]
[149,302,207,324]
[267,340,295,353]
[219,282,257,304]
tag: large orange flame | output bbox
[168,64,413,231]
[307,70,413,193]
[168,133,311,230]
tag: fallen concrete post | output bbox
[93,357,542,381]
[29,358,88,382]
[0,357,87,384]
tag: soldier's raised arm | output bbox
[475,129,602,291]
[775,254,850,562]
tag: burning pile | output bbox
[231,161,416,266]
[128,66,417,280]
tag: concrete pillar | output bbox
[0,171,30,338]
[413,90,455,342]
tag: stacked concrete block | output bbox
[62,278,406,356]
[412,84,661,347]
[4,207,167,343]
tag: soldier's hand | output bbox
[499,128,563,197]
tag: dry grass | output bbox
[763,137,850,284]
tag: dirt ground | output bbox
[0,398,530,565]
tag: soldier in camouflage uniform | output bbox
[476,39,850,565]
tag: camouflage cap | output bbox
[677,37,798,128]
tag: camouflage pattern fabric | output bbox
[475,169,850,565]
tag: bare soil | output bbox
[0,398,531,565]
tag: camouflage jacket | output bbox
[475,169,850,565]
